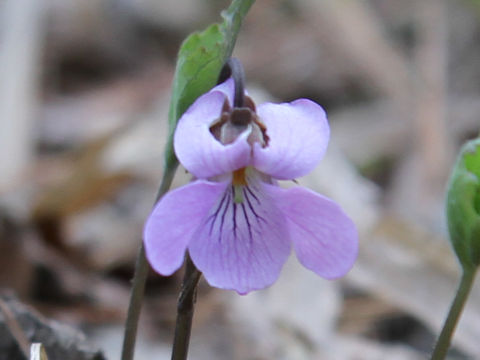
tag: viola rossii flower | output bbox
[144,76,358,294]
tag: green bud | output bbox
[446,138,480,270]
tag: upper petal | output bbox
[188,180,291,294]
[174,79,250,179]
[144,180,228,276]
[212,77,235,104]
[264,185,358,279]
[253,99,330,180]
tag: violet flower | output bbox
[144,75,358,295]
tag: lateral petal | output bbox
[265,185,358,279]
[253,99,329,180]
[174,79,251,179]
[144,180,228,276]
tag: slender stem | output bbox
[121,162,179,360]
[430,268,477,360]
[171,254,202,360]
[217,58,245,107]
[120,244,149,360]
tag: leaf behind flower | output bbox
[164,0,255,172]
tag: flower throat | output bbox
[210,59,270,204]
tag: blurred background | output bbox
[0,0,479,359]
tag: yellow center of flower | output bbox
[232,167,247,186]
[232,167,248,203]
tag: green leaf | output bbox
[164,0,255,172]
[446,138,480,269]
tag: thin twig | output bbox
[413,0,450,218]
[171,255,202,360]
[121,163,179,360]
[0,0,43,189]
[0,298,30,358]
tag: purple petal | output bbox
[188,180,291,294]
[144,180,228,276]
[265,185,358,279]
[253,99,330,180]
[213,77,235,104]
[174,80,250,179]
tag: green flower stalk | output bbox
[431,137,480,360]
